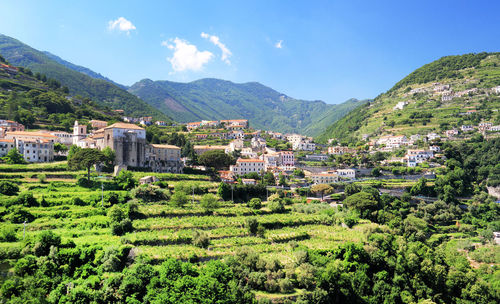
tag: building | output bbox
[15,138,54,162]
[48,131,73,146]
[305,154,329,161]
[230,158,265,175]
[73,121,87,145]
[139,176,159,185]
[426,133,440,141]
[155,121,167,126]
[311,172,338,184]
[241,178,257,185]
[461,125,474,132]
[5,131,58,143]
[220,119,248,129]
[336,169,356,179]
[429,145,441,153]
[145,144,183,173]
[226,139,244,153]
[478,123,492,132]
[328,146,356,155]
[261,152,279,168]
[393,101,408,110]
[406,149,434,167]
[89,120,108,130]
[492,86,500,94]
[293,140,316,151]
[376,135,409,149]
[0,139,15,157]
[445,129,459,137]
[490,125,500,132]
[279,151,295,168]
[101,123,147,167]
[0,120,24,137]
[187,122,202,131]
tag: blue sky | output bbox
[0,0,499,103]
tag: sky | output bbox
[0,0,499,104]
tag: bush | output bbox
[248,198,262,209]
[200,193,220,213]
[111,219,133,236]
[37,174,47,183]
[127,201,140,219]
[131,184,168,203]
[33,231,61,256]
[170,191,189,208]
[0,225,18,242]
[77,176,94,188]
[115,170,137,190]
[71,197,86,206]
[343,211,360,228]
[192,230,210,248]
[268,200,285,213]
[246,218,259,235]
[7,206,34,224]
[279,278,294,293]
[108,205,126,223]
[0,181,19,196]
[16,192,38,207]
[105,192,121,206]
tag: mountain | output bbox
[0,55,121,129]
[317,52,500,143]
[129,78,366,135]
[0,34,169,121]
[42,51,127,90]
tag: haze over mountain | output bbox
[317,52,500,143]
[128,78,368,135]
[0,34,169,121]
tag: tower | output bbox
[73,120,87,145]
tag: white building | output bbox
[461,125,474,132]
[426,133,441,141]
[73,121,87,145]
[15,139,54,162]
[311,172,338,184]
[336,169,356,179]
[393,101,408,110]
[230,158,265,175]
[305,154,329,161]
[49,131,73,146]
[279,151,295,168]
[293,140,316,151]
[406,149,434,167]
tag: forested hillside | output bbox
[129,78,365,135]
[318,53,500,143]
[0,34,169,121]
[0,55,121,130]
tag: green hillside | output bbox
[129,78,365,135]
[318,53,500,143]
[0,55,121,129]
[0,34,169,121]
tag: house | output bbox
[261,152,279,168]
[226,139,244,153]
[494,232,500,245]
[409,134,422,142]
[230,158,265,175]
[426,133,440,141]
[48,131,73,146]
[442,94,453,102]
[220,119,248,129]
[14,138,54,162]
[434,84,450,92]
[187,122,202,131]
[0,139,15,157]
[5,131,58,143]
[241,178,257,185]
[219,170,235,183]
[445,129,459,137]
[305,154,329,161]
[478,123,492,131]
[195,134,209,140]
[492,86,500,94]
[461,125,474,132]
[155,121,167,126]
[0,120,25,137]
[0,64,18,74]
[406,149,434,166]
[293,140,316,151]
[311,172,338,184]
[377,135,409,149]
[490,125,500,132]
[139,117,153,126]
[335,169,356,179]
[139,176,159,185]
[328,146,356,155]
[89,120,108,130]
[429,145,441,153]
[279,151,295,168]
[393,101,408,110]
[146,144,183,173]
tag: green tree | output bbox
[263,172,276,185]
[53,142,68,153]
[200,193,220,213]
[171,191,189,207]
[0,181,19,196]
[68,148,106,181]
[101,147,116,172]
[198,150,233,170]
[310,184,333,200]
[115,170,137,190]
[2,148,26,164]
[343,191,380,219]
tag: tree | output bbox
[200,193,220,213]
[217,182,231,201]
[68,148,106,181]
[2,148,26,164]
[278,173,288,187]
[0,181,19,196]
[198,150,233,170]
[345,183,362,196]
[53,142,68,153]
[263,172,276,185]
[343,192,379,219]
[293,169,305,178]
[115,170,137,190]
[248,198,262,209]
[371,167,382,177]
[101,147,116,172]
[171,191,189,207]
[310,184,333,200]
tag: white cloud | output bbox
[275,40,283,49]
[201,32,232,64]
[162,38,213,72]
[108,17,136,34]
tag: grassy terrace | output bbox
[0,161,384,266]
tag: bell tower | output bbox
[73,120,87,145]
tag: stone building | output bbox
[100,123,147,167]
[146,144,183,173]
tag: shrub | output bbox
[16,192,38,207]
[343,211,360,228]
[246,218,259,235]
[71,197,86,206]
[131,184,168,203]
[115,170,137,190]
[170,191,189,208]
[37,174,47,183]
[192,230,210,248]
[77,176,94,188]
[268,200,285,213]
[126,201,140,219]
[7,206,34,224]
[200,193,220,213]
[108,205,126,223]
[105,192,120,206]
[248,198,262,209]
[33,231,61,256]
[111,219,133,236]
[0,181,19,196]
[0,225,18,242]
[279,278,294,293]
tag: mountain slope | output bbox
[317,52,500,143]
[0,34,168,121]
[129,78,364,135]
[0,55,121,129]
